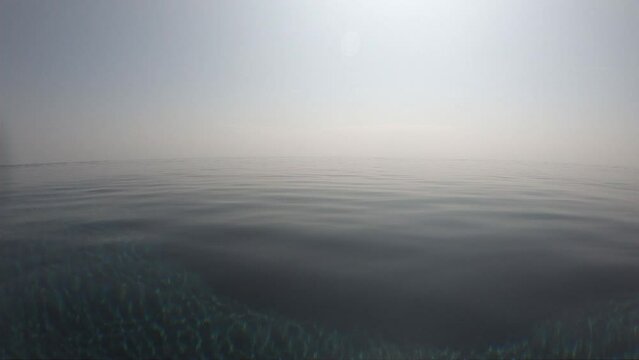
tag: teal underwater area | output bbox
[1,239,638,359]
[1,159,639,359]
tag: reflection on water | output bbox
[1,158,638,358]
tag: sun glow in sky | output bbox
[1,0,638,165]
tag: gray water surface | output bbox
[1,158,639,357]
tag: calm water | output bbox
[1,158,639,358]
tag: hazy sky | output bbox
[1,0,638,165]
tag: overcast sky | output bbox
[1,0,638,166]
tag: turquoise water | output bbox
[1,158,638,358]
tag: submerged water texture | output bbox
[1,158,638,358]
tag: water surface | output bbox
[1,158,638,357]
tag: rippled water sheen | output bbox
[1,158,639,358]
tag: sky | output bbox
[1,0,638,166]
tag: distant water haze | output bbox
[1,0,638,166]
